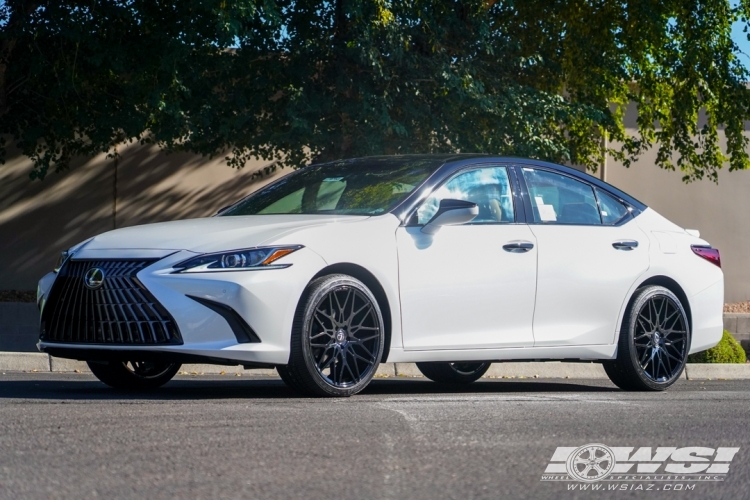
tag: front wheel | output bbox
[279,274,385,397]
[87,361,181,390]
[603,285,690,391]
[416,361,491,384]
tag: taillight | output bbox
[691,245,721,268]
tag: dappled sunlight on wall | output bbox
[113,142,288,227]
[0,149,113,289]
[0,143,288,290]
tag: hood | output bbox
[79,215,367,254]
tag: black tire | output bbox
[87,361,181,390]
[282,274,385,397]
[276,364,303,391]
[416,361,491,384]
[603,285,690,391]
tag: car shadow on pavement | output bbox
[364,378,619,395]
[0,375,618,401]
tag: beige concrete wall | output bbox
[0,142,287,290]
[606,156,750,302]
[1,137,749,302]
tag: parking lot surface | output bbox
[0,374,748,499]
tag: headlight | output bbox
[54,249,72,272]
[172,245,303,273]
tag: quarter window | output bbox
[521,168,602,225]
[417,167,515,225]
[596,188,632,225]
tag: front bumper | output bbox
[38,248,328,366]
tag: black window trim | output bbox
[513,164,638,228]
[592,186,634,227]
[391,157,645,224]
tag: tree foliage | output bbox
[2,0,750,182]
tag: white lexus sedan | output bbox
[37,155,724,396]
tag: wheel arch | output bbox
[310,263,393,363]
[630,275,693,332]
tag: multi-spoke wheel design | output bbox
[633,294,688,382]
[87,360,181,390]
[604,285,690,391]
[416,361,491,384]
[308,285,382,388]
[278,274,385,397]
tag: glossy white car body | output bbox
[37,156,724,370]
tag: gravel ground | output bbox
[724,302,750,313]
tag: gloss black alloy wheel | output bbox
[86,360,181,390]
[603,285,690,391]
[278,274,385,397]
[633,295,688,382]
[416,361,491,384]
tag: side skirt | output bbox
[385,344,617,364]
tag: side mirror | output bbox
[421,199,478,235]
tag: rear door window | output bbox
[521,168,602,225]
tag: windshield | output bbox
[221,158,440,216]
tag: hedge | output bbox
[688,331,747,364]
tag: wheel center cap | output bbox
[335,329,347,343]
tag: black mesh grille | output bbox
[40,260,182,345]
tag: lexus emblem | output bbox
[84,268,105,290]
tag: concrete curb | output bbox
[486,362,612,379]
[49,357,88,373]
[0,352,748,379]
[179,364,277,376]
[0,352,50,372]
[684,363,750,380]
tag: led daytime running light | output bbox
[173,245,303,273]
[261,248,298,265]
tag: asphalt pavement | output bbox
[0,374,748,500]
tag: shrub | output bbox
[688,331,747,364]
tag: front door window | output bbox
[417,167,515,225]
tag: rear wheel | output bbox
[282,274,385,397]
[416,361,491,384]
[87,361,181,390]
[603,285,690,391]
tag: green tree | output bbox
[2,0,750,182]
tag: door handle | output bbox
[612,240,639,251]
[503,240,535,253]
